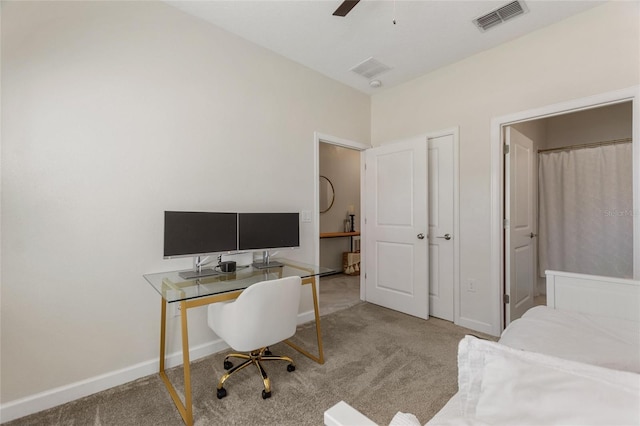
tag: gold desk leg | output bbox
[180,300,193,425]
[158,300,194,426]
[160,298,167,373]
[285,276,325,364]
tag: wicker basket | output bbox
[342,252,361,276]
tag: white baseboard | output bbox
[456,316,498,337]
[0,311,317,423]
[297,309,316,325]
[0,338,229,423]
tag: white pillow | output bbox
[456,335,640,425]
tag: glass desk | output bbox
[144,259,335,426]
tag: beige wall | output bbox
[511,101,633,150]
[542,102,633,149]
[511,120,547,150]
[319,143,361,271]
[1,1,370,405]
[371,1,640,333]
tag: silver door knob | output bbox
[529,232,538,239]
[436,234,452,240]
[417,233,425,240]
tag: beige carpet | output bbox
[319,273,361,316]
[6,303,490,426]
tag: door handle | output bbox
[529,232,537,239]
[417,233,425,240]
[436,234,452,240]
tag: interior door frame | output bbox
[490,85,640,335]
[313,132,370,301]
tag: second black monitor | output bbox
[238,212,300,251]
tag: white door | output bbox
[428,135,455,321]
[364,137,429,319]
[505,126,536,324]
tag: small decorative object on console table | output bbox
[347,205,356,232]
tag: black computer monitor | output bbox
[164,211,238,278]
[238,212,299,268]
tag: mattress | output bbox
[499,305,640,373]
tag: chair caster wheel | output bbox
[262,390,271,399]
[217,387,227,399]
[223,360,233,370]
[287,364,295,372]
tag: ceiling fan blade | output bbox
[332,0,360,17]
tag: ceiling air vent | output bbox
[473,0,528,32]
[350,57,392,79]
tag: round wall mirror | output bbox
[319,175,335,213]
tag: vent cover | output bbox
[350,57,392,79]
[473,1,528,32]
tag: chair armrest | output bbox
[324,401,379,426]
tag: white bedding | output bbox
[423,392,463,425]
[427,336,640,426]
[499,306,640,373]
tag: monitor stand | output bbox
[179,268,219,280]
[179,255,220,279]
[252,250,283,269]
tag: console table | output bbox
[144,259,335,426]
[320,231,361,252]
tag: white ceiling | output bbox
[167,1,603,95]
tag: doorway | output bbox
[504,102,633,325]
[314,133,369,316]
[318,142,362,315]
[493,87,639,332]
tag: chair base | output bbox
[216,347,295,399]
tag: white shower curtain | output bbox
[538,142,633,278]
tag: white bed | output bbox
[325,270,640,426]
[500,270,640,373]
[498,305,640,372]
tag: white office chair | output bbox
[207,275,302,400]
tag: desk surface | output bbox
[144,258,334,303]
